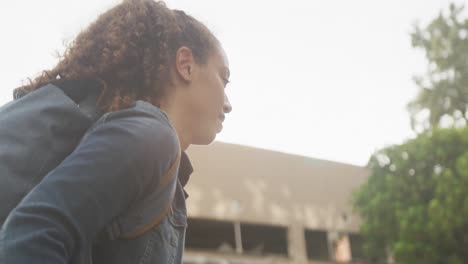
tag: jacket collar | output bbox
[179,151,193,188]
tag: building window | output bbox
[349,233,365,262]
[304,229,330,261]
[185,218,236,253]
[185,218,289,257]
[240,223,289,257]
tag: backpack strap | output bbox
[99,146,181,241]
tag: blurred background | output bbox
[1,0,468,263]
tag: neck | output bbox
[159,100,191,151]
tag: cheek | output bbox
[190,86,219,118]
[190,72,224,119]
[201,77,224,110]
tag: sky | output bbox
[0,0,465,166]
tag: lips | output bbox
[218,114,225,123]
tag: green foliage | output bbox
[354,127,468,263]
[409,4,468,131]
[354,3,468,263]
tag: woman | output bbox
[0,0,232,263]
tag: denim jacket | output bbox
[0,82,192,264]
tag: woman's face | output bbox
[186,46,232,145]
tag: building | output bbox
[184,142,371,264]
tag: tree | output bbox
[354,4,468,263]
[409,4,468,131]
[354,128,468,264]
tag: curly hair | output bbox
[15,0,219,112]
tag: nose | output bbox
[223,93,232,114]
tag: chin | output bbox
[192,132,217,145]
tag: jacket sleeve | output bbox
[0,111,180,264]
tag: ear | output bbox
[175,46,195,83]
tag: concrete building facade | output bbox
[183,142,371,264]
